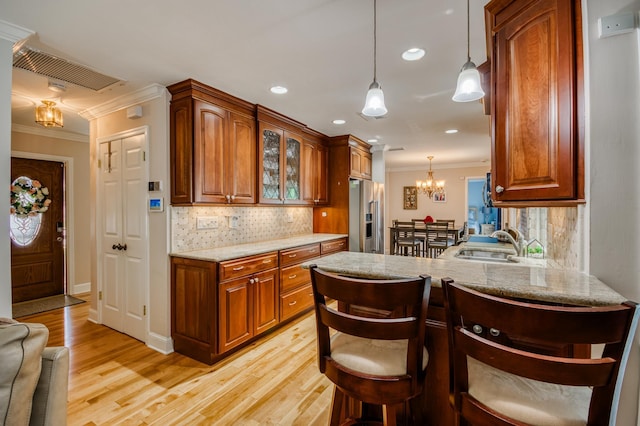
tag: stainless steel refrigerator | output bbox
[348,179,384,253]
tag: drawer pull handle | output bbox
[288,301,297,306]
[288,254,297,258]
[309,249,317,253]
[262,259,272,264]
[289,274,297,279]
[232,266,244,271]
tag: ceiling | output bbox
[5,0,491,171]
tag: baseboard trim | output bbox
[88,308,99,324]
[71,282,91,295]
[147,332,174,355]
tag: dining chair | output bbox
[309,266,431,426]
[425,222,449,258]
[442,278,640,426]
[395,221,422,257]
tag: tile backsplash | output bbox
[171,206,313,252]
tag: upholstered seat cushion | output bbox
[330,333,428,376]
[0,319,49,426]
[467,357,591,426]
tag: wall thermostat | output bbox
[149,197,164,212]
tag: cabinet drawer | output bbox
[281,284,314,321]
[219,252,278,281]
[279,243,321,267]
[280,264,311,293]
[321,238,347,255]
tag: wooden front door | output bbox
[10,158,65,303]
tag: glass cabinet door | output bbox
[285,136,300,201]
[262,129,281,201]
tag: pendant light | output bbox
[35,100,64,128]
[362,0,388,117]
[452,0,485,102]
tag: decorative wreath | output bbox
[10,177,51,216]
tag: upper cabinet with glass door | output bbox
[257,106,305,204]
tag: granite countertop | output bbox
[170,233,347,262]
[301,251,627,307]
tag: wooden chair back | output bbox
[310,265,431,404]
[442,278,639,425]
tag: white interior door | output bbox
[98,132,148,342]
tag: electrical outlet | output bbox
[286,211,294,223]
[196,216,218,229]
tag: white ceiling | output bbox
[5,0,491,170]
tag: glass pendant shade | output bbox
[362,81,387,117]
[35,100,64,128]
[452,60,484,102]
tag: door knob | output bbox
[56,237,63,242]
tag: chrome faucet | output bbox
[490,229,526,256]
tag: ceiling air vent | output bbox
[13,46,121,91]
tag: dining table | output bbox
[389,222,463,256]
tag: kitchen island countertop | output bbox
[301,251,627,307]
[170,233,347,262]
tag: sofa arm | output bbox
[30,347,69,426]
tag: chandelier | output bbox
[35,100,64,128]
[416,156,445,198]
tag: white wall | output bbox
[585,1,640,424]
[88,89,172,353]
[386,165,490,230]
[0,37,13,317]
[0,21,34,318]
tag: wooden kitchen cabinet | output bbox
[168,79,256,205]
[279,243,321,321]
[301,128,329,205]
[170,257,218,364]
[218,253,279,353]
[313,135,372,234]
[257,105,306,205]
[486,0,584,206]
[349,144,372,180]
[171,237,347,364]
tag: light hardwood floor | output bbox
[17,295,333,425]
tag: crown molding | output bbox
[11,123,89,143]
[0,19,34,44]
[79,83,167,120]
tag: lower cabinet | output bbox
[170,237,347,365]
[170,257,218,364]
[218,267,278,353]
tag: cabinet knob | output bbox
[225,194,231,202]
[496,185,504,193]
[489,328,501,337]
[254,277,259,283]
[230,195,236,201]
[472,324,483,334]
[249,278,255,284]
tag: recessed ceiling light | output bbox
[332,119,346,125]
[368,138,378,143]
[402,48,426,61]
[445,129,458,134]
[270,86,288,94]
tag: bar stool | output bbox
[309,266,431,426]
[442,278,639,426]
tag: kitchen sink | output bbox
[454,249,518,263]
